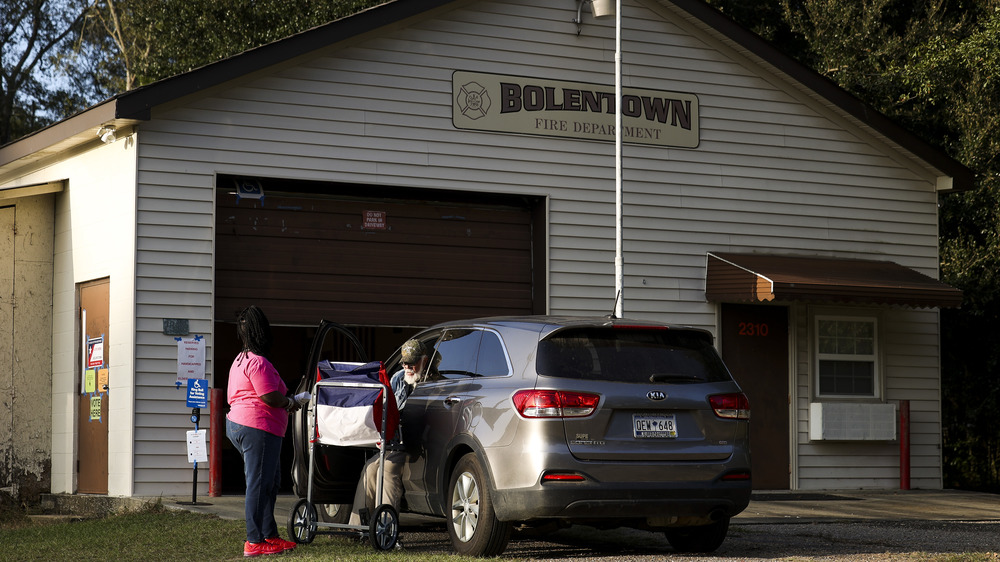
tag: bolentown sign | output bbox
[452,71,699,148]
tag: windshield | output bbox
[536,327,732,383]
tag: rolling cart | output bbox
[287,360,400,551]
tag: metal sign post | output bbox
[178,378,212,506]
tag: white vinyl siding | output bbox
[120,0,947,493]
[131,172,216,494]
[795,306,942,490]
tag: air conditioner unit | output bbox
[809,402,897,441]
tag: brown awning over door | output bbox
[705,252,963,308]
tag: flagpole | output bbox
[614,0,624,318]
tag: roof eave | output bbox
[1,0,458,177]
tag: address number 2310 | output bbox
[738,322,769,337]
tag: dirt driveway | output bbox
[392,518,1000,560]
[386,490,1000,560]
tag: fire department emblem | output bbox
[457,81,491,120]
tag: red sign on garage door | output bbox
[363,210,386,230]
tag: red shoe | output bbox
[243,540,284,557]
[265,536,297,552]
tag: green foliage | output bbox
[78,0,382,90]
[702,0,811,55]
[913,8,1000,493]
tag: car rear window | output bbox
[536,327,732,383]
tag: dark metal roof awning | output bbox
[706,252,963,309]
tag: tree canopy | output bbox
[0,0,91,143]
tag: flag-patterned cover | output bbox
[314,360,399,447]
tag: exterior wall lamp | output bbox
[98,125,117,144]
[574,0,615,34]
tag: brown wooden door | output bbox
[721,303,790,490]
[78,278,110,494]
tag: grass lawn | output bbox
[0,501,470,561]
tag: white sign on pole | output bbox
[186,429,208,463]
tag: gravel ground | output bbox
[386,518,1000,560]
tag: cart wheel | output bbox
[287,498,317,544]
[368,504,399,551]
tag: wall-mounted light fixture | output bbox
[574,0,615,34]
[98,125,117,144]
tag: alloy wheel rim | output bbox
[451,471,480,542]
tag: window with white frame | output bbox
[815,316,878,397]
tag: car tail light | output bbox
[512,390,600,418]
[709,393,750,420]
[720,471,751,481]
[541,472,587,482]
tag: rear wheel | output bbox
[664,516,730,553]
[447,453,512,556]
[368,504,399,551]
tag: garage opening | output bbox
[213,176,545,493]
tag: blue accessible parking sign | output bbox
[186,378,209,408]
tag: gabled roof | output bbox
[0,0,975,191]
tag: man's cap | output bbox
[401,339,428,363]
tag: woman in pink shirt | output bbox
[226,305,300,557]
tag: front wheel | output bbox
[664,516,730,553]
[287,498,317,544]
[447,453,512,557]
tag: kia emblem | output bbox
[647,390,666,401]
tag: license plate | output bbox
[633,414,678,438]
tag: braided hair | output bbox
[236,305,272,358]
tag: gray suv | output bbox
[292,315,751,556]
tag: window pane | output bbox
[819,360,874,395]
[818,319,874,357]
[818,333,838,354]
[435,329,482,376]
[475,332,510,377]
[855,338,874,355]
[537,328,731,383]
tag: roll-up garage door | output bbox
[215,180,543,327]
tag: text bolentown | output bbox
[452,71,700,148]
[500,82,693,130]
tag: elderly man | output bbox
[348,339,438,532]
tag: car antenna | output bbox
[606,290,621,319]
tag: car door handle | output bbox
[444,396,463,406]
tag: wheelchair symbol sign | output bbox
[186,378,208,408]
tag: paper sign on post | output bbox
[84,369,97,394]
[176,336,206,384]
[186,429,208,463]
